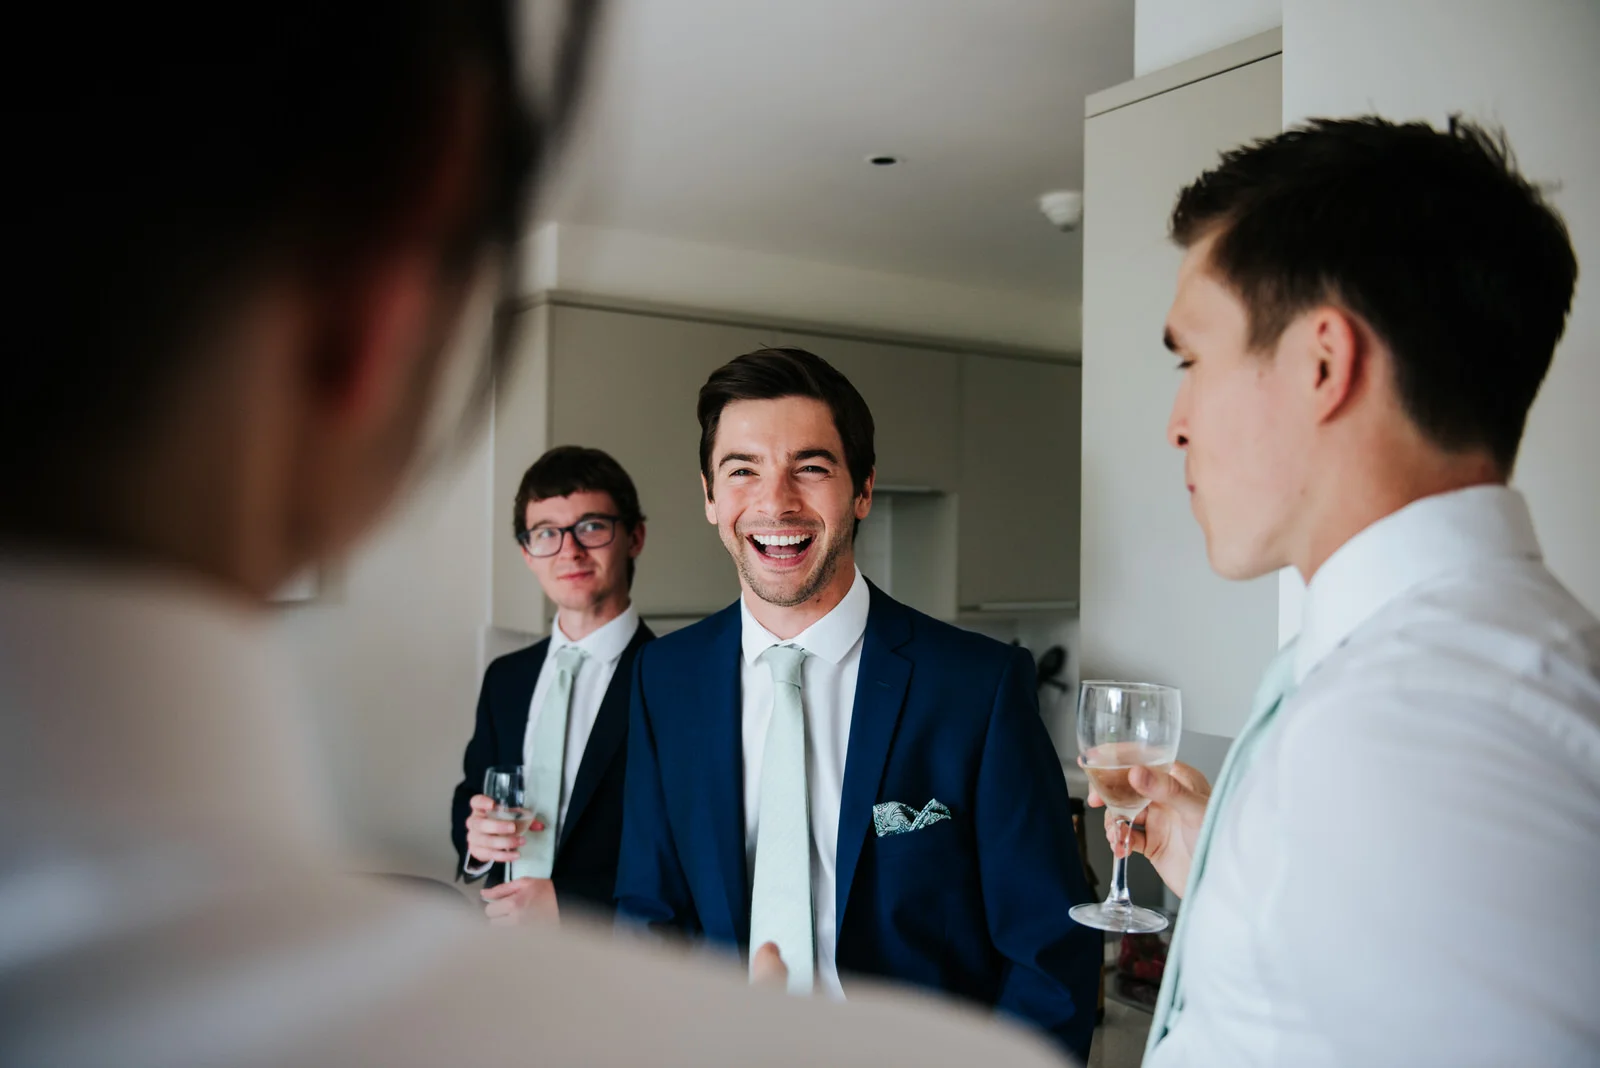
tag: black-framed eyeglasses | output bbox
[518,515,622,557]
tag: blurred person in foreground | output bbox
[0,4,1067,1064]
[1093,117,1599,1067]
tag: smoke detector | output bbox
[1039,190,1084,232]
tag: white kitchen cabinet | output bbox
[958,356,1081,609]
[1081,32,1282,737]
[492,298,1079,633]
[492,302,771,631]
[777,331,961,493]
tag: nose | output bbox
[1166,389,1190,451]
[756,470,803,517]
[559,531,589,560]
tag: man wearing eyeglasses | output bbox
[453,445,653,925]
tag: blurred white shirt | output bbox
[1150,487,1600,1067]
[536,604,640,837]
[462,604,642,879]
[0,561,1070,1067]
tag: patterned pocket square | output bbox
[873,799,953,837]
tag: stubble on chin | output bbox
[729,529,847,609]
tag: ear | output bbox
[628,521,646,559]
[702,473,718,526]
[309,255,436,434]
[854,469,876,522]
[304,75,483,437]
[1306,306,1363,425]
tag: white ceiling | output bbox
[538,0,1135,301]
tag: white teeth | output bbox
[751,533,811,547]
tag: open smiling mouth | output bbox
[747,532,815,563]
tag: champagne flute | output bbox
[483,765,531,879]
[1070,681,1182,933]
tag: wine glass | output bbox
[483,765,531,878]
[1069,681,1182,933]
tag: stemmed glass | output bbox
[1069,681,1182,933]
[483,765,531,879]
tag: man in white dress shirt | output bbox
[0,4,1069,1063]
[1097,116,1600,1066]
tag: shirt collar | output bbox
[550,603,640,664]
[1294,485,1541,684]
[740,567,870,667]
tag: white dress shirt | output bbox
[0,561,1068,1066]
[527,605,639,839]
[463,606,640,879]
[1150,486,1600,1068]
[741,566,870,1000]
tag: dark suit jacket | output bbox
[615,584,1099,1060]
[452,621,653,914]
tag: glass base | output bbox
[1070,900,1169,934]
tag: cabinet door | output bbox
[959,356,1081,607]
[545,305,772,618]
[779,332,961,492]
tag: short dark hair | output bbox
[697,347,876,499]
[6,2,600,543]
[513,446,645,586]
[1171,115,1578,472]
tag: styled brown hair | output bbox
[1172,115,1577,471]
[697,347,876,499]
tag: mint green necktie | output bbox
[748,644,815,995]
[1146,641,1299,1058]
[514,643,585,881]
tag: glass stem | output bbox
[1106,815,1133,909]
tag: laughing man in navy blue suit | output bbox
[615,349,1099,1060]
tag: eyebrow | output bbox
[531,512,609,529]
[715,448,841,471]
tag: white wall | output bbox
[1135,0,1280,77]
[1278,0,1600,632]
[279,229,1084,881]
[276,435,494,881]
[527,222,1080,352]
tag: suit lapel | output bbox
[835,585,912,936]
[696,608,751,946]
[558,622,654,854]
[497,639,548,766]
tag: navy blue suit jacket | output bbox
[615,584,1098,1059]
[452,622,653,914]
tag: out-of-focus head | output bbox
[513,445,646,609]
[1163,116,1577,580]
[697,348,875,611]
[6,2,601,597]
